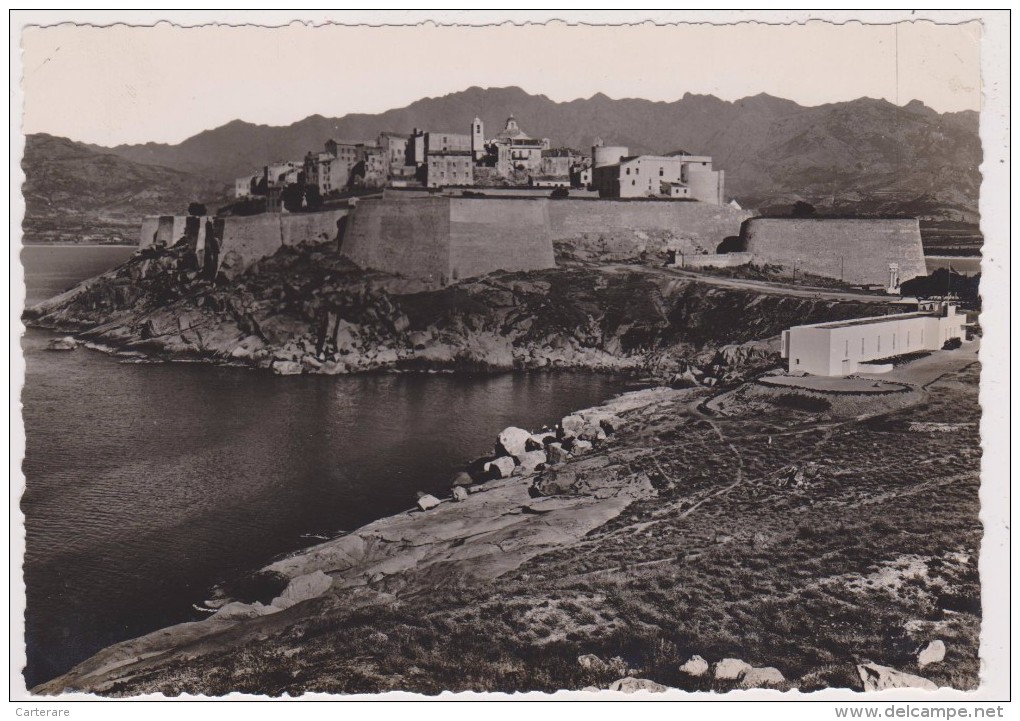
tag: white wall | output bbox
[787,309,966,375]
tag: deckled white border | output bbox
[7,9,1010,711]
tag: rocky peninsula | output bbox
[25,237,898,383]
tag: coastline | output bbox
[33,383,683,694]
[31,342,983,696]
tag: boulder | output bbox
[526,432,556,451]
[679,655,709,678]
[515,449,547,475]
[560,414,587,440]
[572,439,593,455]
[715,658,753,681]
[545,443,571,465]
[484,456,516,479]
[408,330,431,350]
[598,415,624,435]
[416,494,441,511]
[739,666,786,688]
[319,360,348,375]
[452,486,469,502]
[580,686,601,693]
[334,324,358,355]
[608,677,668,694]
[46,336,77,351]
[212,601,267,620]
[270,570,333,611]
[271,360,303,376]
[917,640,947,668]
[856,663,938,692]
[577,654,607,672]
[497,426,532,457]
[451,472,474,487]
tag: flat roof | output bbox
[798,311,939,330]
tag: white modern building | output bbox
[781,303,966,376]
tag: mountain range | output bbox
[22,86,982,242]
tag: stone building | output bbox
[591,151,724,204]
[234,174,258,199]
[471,117,486,161]
[404,122,482,188]
[426,130,472,154]
[425,151,474,188]
[492,115,548,177]
[265,161,303,188]
[377,132,410,173]
[303,152,349,195]
[539,148,576,178]
[570,162,593,189]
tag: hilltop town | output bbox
[231,114,728,209]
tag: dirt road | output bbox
[602,263,895,304]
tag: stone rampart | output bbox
[740,218,927,286]
[341,197,557,283]
[139,215,188,248]
[214,209,347,279]
[279,210,348,247]
[673,252,753,269]
[341,197,751,282]
[341,198,452,283]
[546,199,752,254]
[448,198,555,281]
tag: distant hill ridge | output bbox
[23,86,981,242]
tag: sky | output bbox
[19,18,983,147]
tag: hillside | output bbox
[26,237,981,695]
[21,134,228,244]
[89,87,981,222]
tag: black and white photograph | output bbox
[10,10,1009,710]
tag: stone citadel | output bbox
[144,114,927,290]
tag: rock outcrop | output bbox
[714,658,753,681]
[918,640,946,668]
[496,427,532,458]
[22,237,894,381]
[738,666,786,688]
[857,663,938,692]
[45,336,78,351]
[608,677,668,694]
[679,655,709,678]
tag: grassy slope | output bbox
[87,359,981,696]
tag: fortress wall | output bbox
[218,214,285,276]
[741,218,927,286]
[279,209,348,247]
[675,252,753,269]
[139,217,161,248]
[341,198,451,283]
[151,215,189,247]
[448,199,555,281]
[546,200,752,254]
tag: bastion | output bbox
[340,197,557,283]
[739,218,927,286]
[341,196,753,282]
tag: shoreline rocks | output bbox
[857,662,938,691]
[45,336,78,351]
